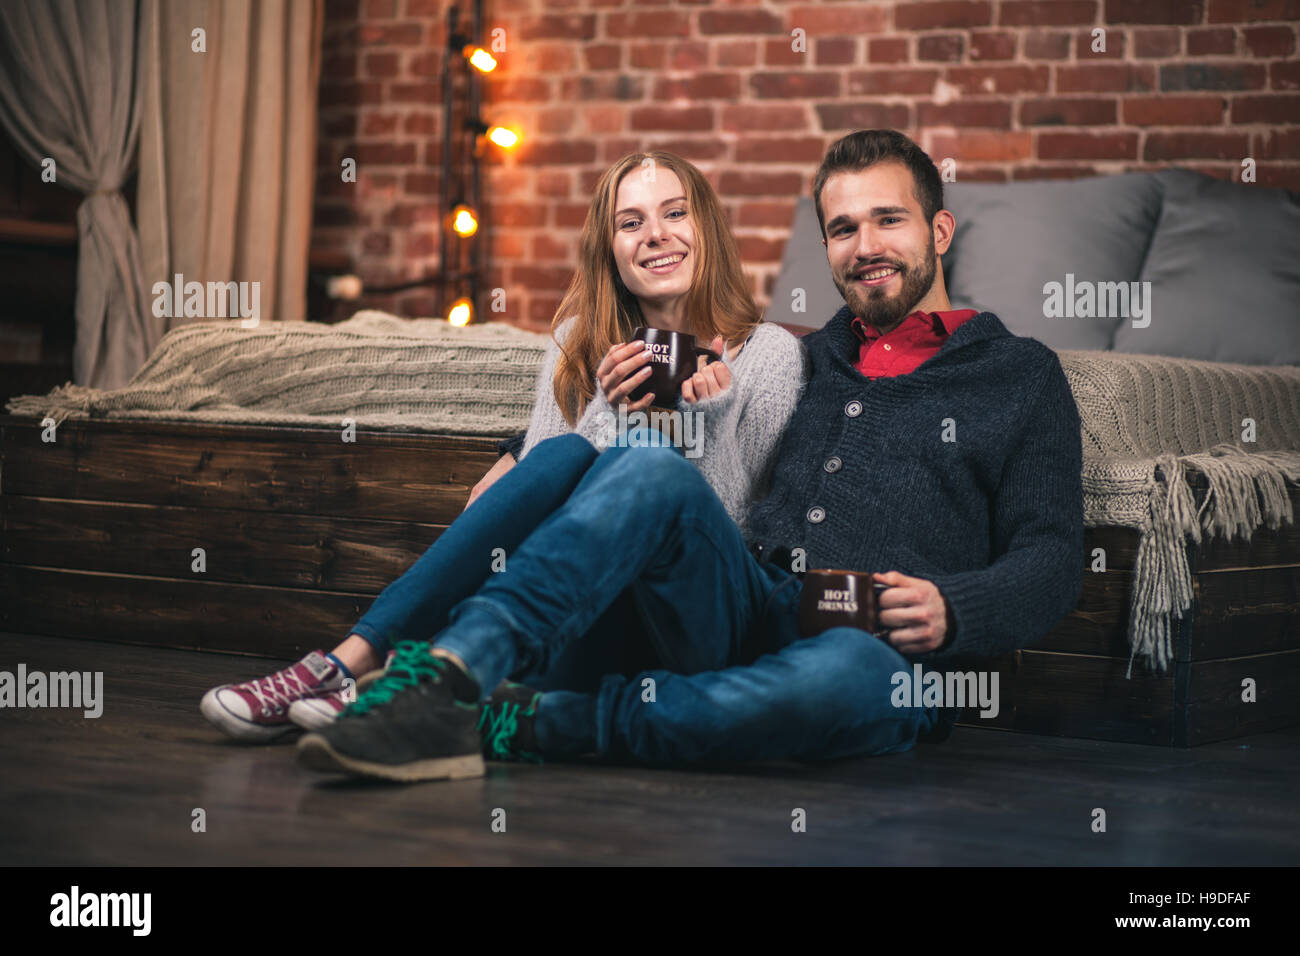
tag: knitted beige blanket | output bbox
[8,312,1298,673]
[1058,350,1300,675]
[6,311,548,436]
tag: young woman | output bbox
[200,150,806,741]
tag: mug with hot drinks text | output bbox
[798,569,894,639]
[628,327,723,403]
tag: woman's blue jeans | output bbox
[348,432,602,660]
[416,430,945,766]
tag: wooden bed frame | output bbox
[2,413,1297,747]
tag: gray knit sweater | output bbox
[518,317,807,534]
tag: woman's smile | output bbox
[641,252,687,275]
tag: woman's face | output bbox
[611,167,695,310]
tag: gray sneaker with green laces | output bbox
[479,681,544,764]
[296,641,484,782]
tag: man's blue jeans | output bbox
[425,430,946,766]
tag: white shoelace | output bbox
[244,665,318,717]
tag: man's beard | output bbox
[834,242,938,331]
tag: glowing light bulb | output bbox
[487,125,520,149]
[465,47,497,73]
[448,298,473,326]
[451,205,478,237]
[326,274,363,300]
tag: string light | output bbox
[450,204,478,237]
[464,46,497,73]
[448,297,473,326]
[486,125,520,149]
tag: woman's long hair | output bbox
[550,150,762,426]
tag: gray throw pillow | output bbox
[763,198,844,331]
[944,173,1165,351]
[1112,169,1300,365]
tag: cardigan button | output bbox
[823,456,842,473]
[844,400,862,418]
[807,506,826,524]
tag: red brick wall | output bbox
[313,0,1300,329]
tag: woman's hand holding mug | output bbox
[597,341,657,412]
[681,335,731,403]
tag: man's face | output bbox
[820,162,941,330]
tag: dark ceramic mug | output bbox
[627,327,723,403]
[797,568,895,639]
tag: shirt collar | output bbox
[851,309,951,343]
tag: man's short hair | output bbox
[812,129,944,236]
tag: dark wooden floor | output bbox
[2,631,1297,866]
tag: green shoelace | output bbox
[344,641,448,717]
[479,697,542,764]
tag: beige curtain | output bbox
[0,0,153,389]
[137,0,322,337]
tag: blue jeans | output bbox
[349,433,602,655]
[432,430,946,765]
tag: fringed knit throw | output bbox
[1057,350,1300,676]
[8,313,1298,673]
[5,311,548,436]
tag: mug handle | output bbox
[694,345,722,365]
[871,581,894,640]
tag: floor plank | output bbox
[1,631,1296,866]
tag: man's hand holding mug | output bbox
[800,568,952,654]
[871,570,952,654]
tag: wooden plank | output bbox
[1193,524,1300,572]
[1179,650,1300,747]
[0,496,448,592]
[1083,525,1142,571]
[0,415,499,523]
[1041,559,1299,662]
[956,649,1176,746]
[1188,482,1300,571]
[1187,566,1300,660]
[0,412,508,446]
[956,647,1300,749]
[1035,569,1130,657]
[0,565,371,659]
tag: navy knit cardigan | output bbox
[745,306,1085,665]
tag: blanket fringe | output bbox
[5,383,101,429]
[1126,444,1300,678]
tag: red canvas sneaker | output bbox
[287,689,348,730]
[287,649,396,731]
[200,651,345,742]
